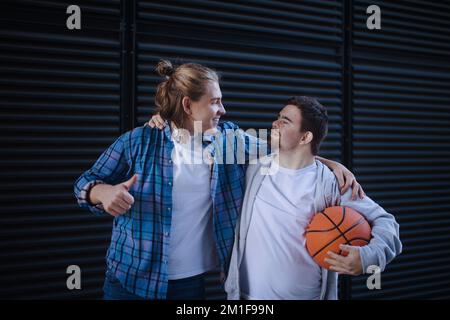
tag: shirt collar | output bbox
[163,121,217,145]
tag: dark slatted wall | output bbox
[0,0,121,299]
[350,0,450,299]
[0,0,449,300]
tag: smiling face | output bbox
[271,104,311,152]
[185,81,226,133]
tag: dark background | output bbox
[1,0,450,299]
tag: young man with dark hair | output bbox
[225,96,402,300]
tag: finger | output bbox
[110,202,128,214]
[335,171,345,190]
[358,185,366,199]
[339,244,358,254]
[120,192,134,206]
[107,207,121,217]
[329,265,350,275]
[114,197,131,212]
[149,117,158,127]
[324,258,344,268]
[341,175,352,195]
[156,117,166,127]
[148,119,155,128]
[153,118,163,129]
[351,181,359,201]
[327,251,347,263]
[152,116,164,129]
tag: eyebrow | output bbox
[210,97,221,101]
[278,113,293,123]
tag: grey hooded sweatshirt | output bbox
[224,157,402,300]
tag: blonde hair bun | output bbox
[156,59,175,78]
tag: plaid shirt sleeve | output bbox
[74,131,132,216]
[220,121,270,164]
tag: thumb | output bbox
[340,244,357,254]
[122,174,138,190]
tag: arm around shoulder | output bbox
[338,187,403,274]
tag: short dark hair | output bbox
[286,96,328,155]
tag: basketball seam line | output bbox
[311,218,367,258]
[321,207,351,245]
[306,207,347,233]
[345,237,371,242]
[311,218,366,258]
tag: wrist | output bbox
[88,183,112,205]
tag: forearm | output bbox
[74,131,131,215]
[339,191,402,273]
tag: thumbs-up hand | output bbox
[90,174,138,217]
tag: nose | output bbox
[272,120,279,129]
[218,102,226,116]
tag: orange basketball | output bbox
[305,206,372,270]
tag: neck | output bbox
[276,148,315,170]
[183,122,195,135]
[172,121,194,136]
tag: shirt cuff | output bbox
[78,180,106,215]
[359,245,381,274]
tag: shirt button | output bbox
[168,181,172,186]
[167,207,171,211]
[169,159,173,164]
[164,232,169,237]
[163,260,168,264]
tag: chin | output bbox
[204,125,219,134]
[270,134,279,144]
[270,139,280,150]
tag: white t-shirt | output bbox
[240,159,322,299]
[168,135,219,280]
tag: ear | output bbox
[182,96,192,115]
[300,131,313,146]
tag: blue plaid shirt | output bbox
[74,121,266,299]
